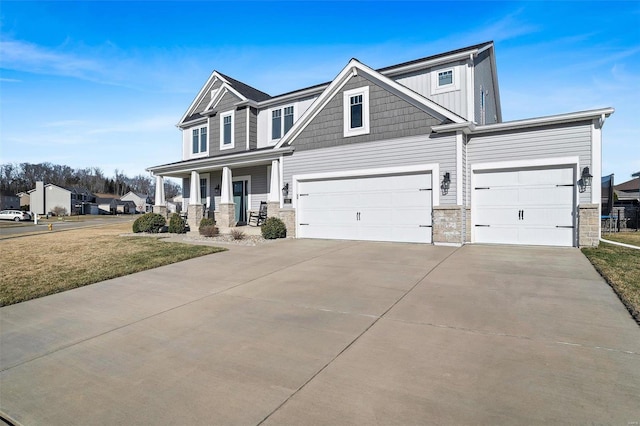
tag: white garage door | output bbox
[297,173,432,243]
[473,166,575,246]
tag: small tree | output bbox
[168,213,187,234]
[51,206,68,217]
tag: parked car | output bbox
[0,210,31,222]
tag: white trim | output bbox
[343,86,370,137]
[592,118,603,239]
[381,48,480,78]
[177,73,218,126]
[279,155,285,209]
[466,58,474,121]
[219,110,235,150]
[431,66,460,95]
[470,156,580,246]
[456,132,463,205]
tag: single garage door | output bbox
[297,172,432,243]
[473,166,575,246]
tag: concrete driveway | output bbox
[1,240,638,425]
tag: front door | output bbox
[233,180,247,225]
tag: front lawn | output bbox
[582,232,640,323]
[0,222,225,306]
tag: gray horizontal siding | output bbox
[293,75,441,151]
[466,121,593,204]
[249,107,257,150]
[208,91,247,156]
[284,133,458,205]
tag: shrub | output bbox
[132,213,166,233]
[168,213,187,234]
[199,217,218,237]
[261,217,287,239]
[51,206,68,217]
[230,229,245,240]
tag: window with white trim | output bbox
[220,111,234,149]
[192,126,207,154]
[343,86,370,137]
[431,66,459,94]
[270,105,295,141]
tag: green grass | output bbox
[0,222,226,306]
[582,232,640,322]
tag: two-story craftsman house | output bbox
[147,41,613,247]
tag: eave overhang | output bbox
[147,146,294,177]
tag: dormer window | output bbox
[271,105,295,141]
[343,86,370,137]
[431,66,460,94]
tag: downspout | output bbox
[599,238,640,250]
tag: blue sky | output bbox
[1,1,639,185]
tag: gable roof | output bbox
[274,58,465,148]
[216,72,271,102]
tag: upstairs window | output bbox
[271,105,295,141]
[431,66,459,94]
[200,128,207,152]
[220,111,234,150]
[343,86,370,137]
[272,109,282,139]
[192,126,207,154]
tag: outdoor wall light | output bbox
[214,184,221,195]
[282,182,289,198]
[578,167,593,193]
[441,172,451,195]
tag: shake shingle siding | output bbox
[284,133,458,205]
[293,75,441,151]
[466,121,593,204]
[249,107,258,150]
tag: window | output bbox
[270,105,295,141]
[220,111,234,149]
[343,86,370,137]
[192,129,199,154]
[438,70,453,86]
[191,126,207,154]
[200,128,207,152]
[431,67,459,94]
[284,106,294,134]
[200,178,207,200]
[272,109,282,139]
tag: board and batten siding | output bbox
[465,121,593,205]
[284,133,458,205]
[292,75,441,152]
[473,49,498,125]
[393,61,468,120]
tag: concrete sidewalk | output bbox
[1,240,639,425]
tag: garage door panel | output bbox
[473,166,575,247]
[297,172,432,243]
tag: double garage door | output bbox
[473,166,576,247]
[297,172,433,243]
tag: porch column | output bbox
[267,160,280,218]
[152,175,167,217]
[187,170,203,231]
[217,166,235,228]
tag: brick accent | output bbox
[152,205,168,218]
[267,202,280,219]
[216,203,235,228]
[278,209,296,238]
[186,204,204,231]
[578,203,599,247]
[432,205,463,245]
[465,207,471,243]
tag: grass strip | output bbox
[582,232,640,323]
[0,222,225,306]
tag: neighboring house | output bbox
[29,182,98,215]
[613,175,640,229]
[117,200,137,214]
[0,193,20,210]
[16,192,30,209]
[96,196,119,215]
[147,41,613,247]
[166,196,182,214]
[121,191,153,213]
